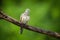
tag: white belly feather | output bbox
[20,15,30,24]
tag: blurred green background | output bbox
[0,0,60,40]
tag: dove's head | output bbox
[24,8,30,15]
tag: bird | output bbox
[20,8,30,34]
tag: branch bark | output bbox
[0,10,60,38]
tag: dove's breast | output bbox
[20,15,30,24]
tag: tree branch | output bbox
[0,10,60,38]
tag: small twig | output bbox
[0,11,60,38]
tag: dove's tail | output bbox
[20,26,23,34]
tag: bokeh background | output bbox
[0,0,60,40]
